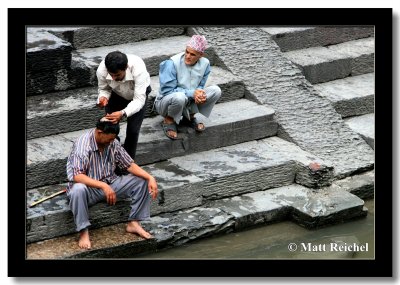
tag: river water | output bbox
[137,199,374,259]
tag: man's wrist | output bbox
[121,110,127,118]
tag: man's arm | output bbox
[127,163,158,200]
[96,61,112,107]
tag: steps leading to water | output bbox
[27,136,336,243]
[25,26,375,259]
[27,170,373,259]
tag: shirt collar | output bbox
[105,68,134,82]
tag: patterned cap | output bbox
[187,35,207,53]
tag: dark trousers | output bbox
[105,86,151,160]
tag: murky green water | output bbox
[137,199,374,259]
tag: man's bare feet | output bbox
[126,220,153,239]
[79,229,91,250]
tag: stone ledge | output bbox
[26,184,367,259]
[313,73,374,118]
[283,37,374,84]
[262,27,374,52]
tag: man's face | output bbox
[108,69,126,81]
[97,132,117,146]
[184,47,202,66]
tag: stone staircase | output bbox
[26,26,375,259]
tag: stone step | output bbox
[70,35,216,86]
[47,27,185,49]
[27,136,337,243]
[26,173,371,258]
[27,34,216,95]
[26,99,277,189]
[27,28,74,95]
[283,37,374,84]
[27,66,245,140]
[262,27,374,52]
[195,27,374,179]
[344,113,374,149]
[313,73,374,118]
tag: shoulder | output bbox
[96,60,108,77]
[199,57,210,65]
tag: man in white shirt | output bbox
[96,51,151,160]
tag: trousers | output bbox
[105,85,151,159]
[67,174,151,232]
[154,85,221,124]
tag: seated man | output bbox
[66,117,158,250]
[154,35,221,139]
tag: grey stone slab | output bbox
[196,27,374,179]
[27,135,74,189]
[327,37,375,76]
[258,137,334,188]
[313,73,374,118]
[48,27,185,49]
[344,114,375,149]
[208,183,365,229]
[283,37,374,84]
[263,27,374,52]
[26,87,104,139]
[26,99,277,189]
[27,66,244,139]
[283,46,352,84]
[27,28,74,95]
[330,170,374,200]
[27,183,367,258]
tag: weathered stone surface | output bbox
[27,184,367,258]
[263,27,374,52]
[27,28,74,95]
[330,170,374,200]
[196,27,374,179]
[313,73,374,118]
[48,27,185,49]
[344,114,375,149]
[283,37,374,84]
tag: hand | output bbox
[101,183,116,205]
[194,89,207,104]
[148,176,158,200]
[97,97,109,109]
[105,111,123,124]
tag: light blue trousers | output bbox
[154,85,221,124]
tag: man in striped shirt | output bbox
[66,117,158,250]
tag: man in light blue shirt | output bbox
[154,35,221,140]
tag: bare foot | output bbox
[126,220,153,239]
[78,229,91,250]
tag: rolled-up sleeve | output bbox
[67,153,89,182]
[96,61,112,103]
